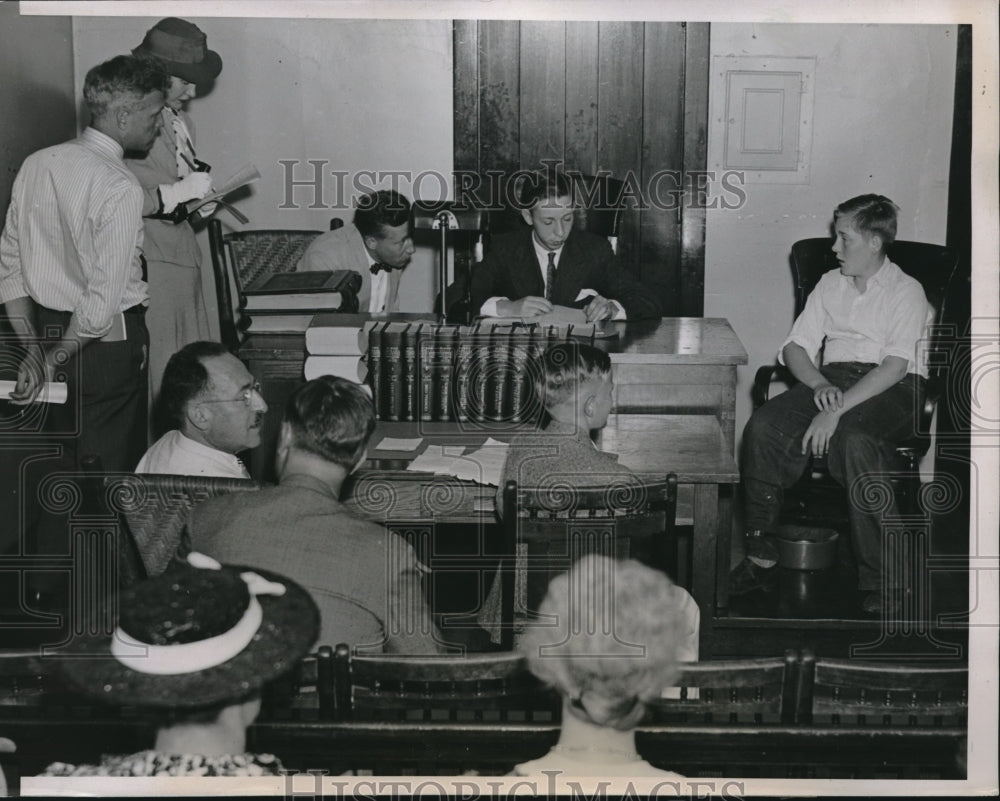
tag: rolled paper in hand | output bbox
[0,379,69,404]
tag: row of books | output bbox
[303,319,604,423]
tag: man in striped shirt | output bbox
[0,55,168,474]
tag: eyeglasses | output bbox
[199,380,262,408]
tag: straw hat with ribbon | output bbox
[55,553,318,709]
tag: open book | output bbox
[478,305,619,338]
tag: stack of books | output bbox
[303,313,374,384]
[241,270,362,334]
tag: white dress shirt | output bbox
[365,251,391,313]
[779,258,932,378]
[0,127,147,338]
[136,430,251,479]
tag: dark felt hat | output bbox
[132,17,223,86]
[54,560,318,709]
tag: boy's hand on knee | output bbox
[812,383,843,412]
[802,410,841,456]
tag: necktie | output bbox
[545,251,556,301]
[370,262,392,275]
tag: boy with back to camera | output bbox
[481,342,699,653]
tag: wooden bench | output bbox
[1,647,967,778]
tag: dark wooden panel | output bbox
[641,21,687,315]
[453,19,480,175]
[454,19,708,312]
[519,21,566,172]
[681,22,711,317]
[479,20,521,176]
[564,22,599,175]
[597,21,645,275]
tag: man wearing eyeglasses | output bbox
[136,340,267,478]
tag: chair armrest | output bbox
[916,375,942,436]
[752,364,794,408]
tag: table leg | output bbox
[715,485,734,613]
[692,483,719,659]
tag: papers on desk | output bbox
[405,438,509,486]
[372,436,423,452]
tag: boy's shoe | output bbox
[861,591,903,617]
[729,557,777,597]
[745,529,779,563]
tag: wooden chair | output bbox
[102,473,260,578]
[208,219,343,352]
[331,642,558,724]
[499,474,679,651]
[645,651,799,725]
[571,173,626,255]
[752,238,960,523]
[797,649,968,727]
[258,645,337,722]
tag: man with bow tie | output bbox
[298,189,415,313]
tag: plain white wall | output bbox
[71,16,454,328]
[704,23,958,456]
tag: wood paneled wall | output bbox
[454,20,709,316]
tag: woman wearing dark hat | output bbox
[40,553,318,777]
[126,17,223,408]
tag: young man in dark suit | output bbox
[470,172,662,321]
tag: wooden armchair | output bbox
[499,474,679,651]
[571,173,626,255]
[331,642,557,724]
[208,219,344,351]
[752,238,960,523]
[103,473,260,578]
[796,649,968,727]
[645,652,799,725]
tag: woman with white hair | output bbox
[514,554,689,778]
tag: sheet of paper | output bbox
[0,379,68,405]
[406,445,455,474]
[371,436,423,452]
[447,439,509,486]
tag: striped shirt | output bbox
[0,127,148,338]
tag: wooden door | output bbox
[453,20,709,316]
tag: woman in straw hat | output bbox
[40,553,318,777]
[513,554,688,778]
[126,18,223,410]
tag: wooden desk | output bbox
[239,316,747,481]
[340,414,737,657]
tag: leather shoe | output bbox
[861,591,903,617]
[729,557,777,597]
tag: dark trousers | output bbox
[741,362,922,591]
[37,306,149,473]
[30,307,148,558]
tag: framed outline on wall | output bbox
[710,55,816,184]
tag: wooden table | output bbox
[239,316,747,480]
[340,413,737,656]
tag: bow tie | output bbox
[370,262,394,275]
